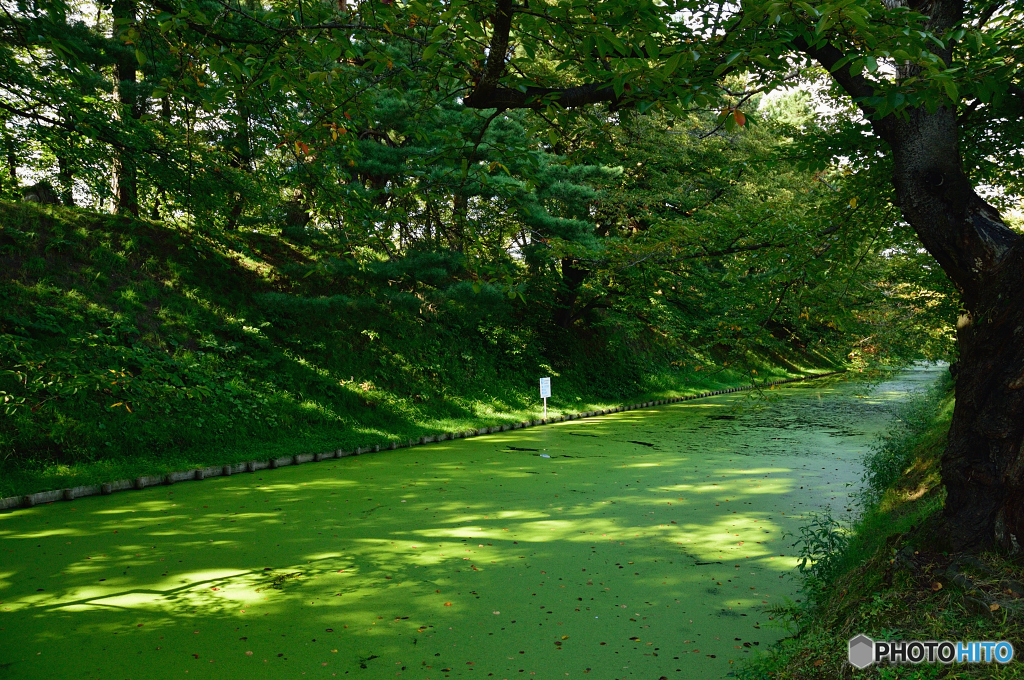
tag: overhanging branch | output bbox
[462,0,624,110]
[465,81,621,110]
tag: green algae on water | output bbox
[0,367,945,679]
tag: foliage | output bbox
[0,0,963,366]
[861,370,955,508]
[790,509,851,599]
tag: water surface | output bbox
[0,366,945,679]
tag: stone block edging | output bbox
[0,370,845,512]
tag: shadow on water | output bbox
[0,366,946,679]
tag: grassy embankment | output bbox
[0,203,842,498]
[741,376,1024,679]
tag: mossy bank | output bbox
[0,203,846,498]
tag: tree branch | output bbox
[462,0,624,110]
[465,81,621,110]
[474,0,514,102]
[790,36,896,143]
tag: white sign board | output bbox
[539,377,551,399]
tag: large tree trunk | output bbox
[225,100,251,230]
[553,257,589,328]
[112,0,140,216]
[57,155,74,206]
[946,276,1024,553]
[450,191,468,252]
[886,105,1024,552]
[794,0,1024,553]
[3,127,17,185]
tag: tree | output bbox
[825,2,1023,554]
[112,0,141,215]
[735,0,1024,554]
[434,0,1023,552]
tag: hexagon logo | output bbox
[848,634,874,669]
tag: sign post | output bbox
[539,377,551,418]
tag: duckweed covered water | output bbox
[0,367,945,679]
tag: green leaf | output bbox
[607,34,627,56]
[662,52,682,77]
[942,78,959,102]
[644,39,660,60]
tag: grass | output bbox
[0,202,845,498]
[739,375,1024,679]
